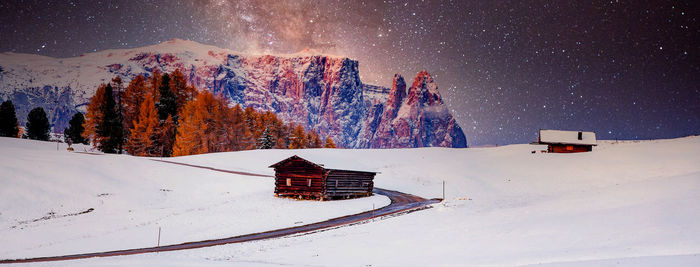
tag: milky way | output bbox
[1,0,698,145]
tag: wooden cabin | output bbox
[269,155,376,200]
[538,129,597,153]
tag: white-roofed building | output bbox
[537,129,597,153]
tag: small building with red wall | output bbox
[269,155,376,200]
[538,129,597,153]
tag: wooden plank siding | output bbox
[273,158,325,198]
[537,129,597,153]
[548,144,592,153]
[325,170,374,198]
[270,155,376,200]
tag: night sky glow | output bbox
[1,0,698,145]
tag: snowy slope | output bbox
[0,137,389,259]
[2,136,699,266]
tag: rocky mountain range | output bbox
[0,39,466,148]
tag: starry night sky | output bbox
[1,0,698,145]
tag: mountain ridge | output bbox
[0,39,467,148]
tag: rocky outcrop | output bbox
[0,39,466,148]
[207,54,367,147]
[368,71,467,148]
[366,74,406,148]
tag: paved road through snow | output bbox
[0,161,439,264]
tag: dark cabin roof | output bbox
[269,155,378,174]
[269,155,323,169]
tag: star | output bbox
[0,0,697,145]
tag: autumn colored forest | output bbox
[83,69,336,157]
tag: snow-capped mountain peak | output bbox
[0,39,466,148]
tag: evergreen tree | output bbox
[323,136,337,148]
[158,115,176,157]
[63,113,87,144]
[257,126,275,149]
[111,77,125,153]
[169,69,196,113]
[0,100,19,137]
[95,83,121,153]
[26,107,50,141]
[156,73,178,156]
[156,73,178,123]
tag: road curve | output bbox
[0,162,439,264]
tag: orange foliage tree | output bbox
[307,131,322,148]
[288,124,308,149]
[86,69,334,157]
[83,84,107,145]
[126,94,159,156]
[173,91,254,156]
[229,104,254,150]
[323,136,337,148]
[122,75,150,132]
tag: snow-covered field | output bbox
[0,137,389,259]
[1,136,699,266]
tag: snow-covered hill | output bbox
[0,39,466,148]
[1,136,698,266]
[0,137,389,259]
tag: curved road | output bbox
[0,161,439,264]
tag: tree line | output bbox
[0,70,337,155]
[0,99,100,144]
[0,100,67,141]
[82,69,336,156]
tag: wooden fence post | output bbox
[442,180,445,201]
[157,227,161,253]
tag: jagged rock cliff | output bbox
[367,72,467,148]
[0,39,466,148]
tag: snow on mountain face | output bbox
[0,39,467,148]
[370,72,467,148]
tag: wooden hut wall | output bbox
[274,159,325,197]
[548,144,593,153]
[325,170,375,197]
